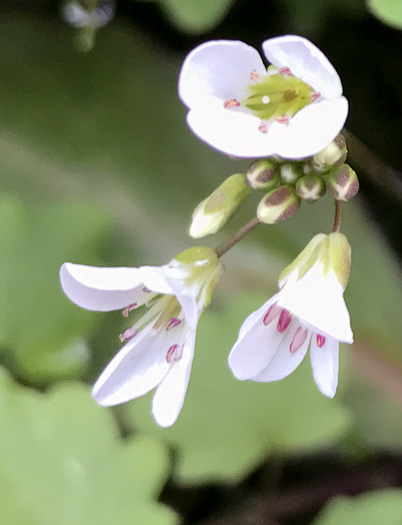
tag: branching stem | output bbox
[215,216,261,258]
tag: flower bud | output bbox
[326,164,359,201]
[257,185,301,224]
[189,174,251,238]
[246,159,280,191]
[279,162,304,185]
[295,174,326,202]
[312,134,348,173]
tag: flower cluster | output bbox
[60,34,356,427]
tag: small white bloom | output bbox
[179,35,348,159]
[60,247,223,427]
[228,233,353,398]
[62,0,115,28]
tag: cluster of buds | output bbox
[251,134,359,225]
[190,134,360,235]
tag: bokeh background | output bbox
[0,0,401,523]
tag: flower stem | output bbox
[332,200,343,232]
[215,216,261,258]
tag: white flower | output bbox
[60,247,223,427]
[179,35,348,159]
[228,233,353,397]
[62,0,115,28]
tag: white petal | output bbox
[60,262,148,312]
[252,322,310,382]
[138,264,180,295]
[152,328,196,427]
[238,293,280,339]
[277,265,353,343]
[262,35,343,98]
[268,97,349,159]
[228,296,286,380]
[179,40,266,109]
[161,272,200,331]
[187,98,276,158]
[92,327,173,406]
[310,335,339,397]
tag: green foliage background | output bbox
[0,0,401,523]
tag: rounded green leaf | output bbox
[314,489,402,525]
[368,0,402,29]
[0,368,177,525]
[158,0,235,33]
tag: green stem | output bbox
[215,216,261,258]
[332,200,342,233]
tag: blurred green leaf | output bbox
[157,0,235,33]
[0,195,111,381]
[284,0,365,35]
[0,368,176,525]
[368,0,402,29]
[313,489,402,525]
[127,293,351,482]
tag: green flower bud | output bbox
[295,174,326,202]
[246,159,280,191]
[257,185,301,224]
[189,174,251,238]
[326,164,359,201]
[279,162,304,185]
[312,134,348,173]
[279,232,351,289]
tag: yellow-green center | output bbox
[243,73,315,121]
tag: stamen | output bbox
[258,122,268,134]
[166,344,184,363]
[311,91,320,101]
[276,115,289,125]
[166,317,182,331]
[250,69,259,80]
[119,327,137,342]
[316,334,326,348]
[263,303,281,326]
[223,98,240,108]
[262,95,270,104]
[122,303,137,317]
[277,309,292,333]
[279,67,292,76]
[290,327,308,353]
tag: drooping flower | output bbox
[60,246,223,427]
[179,35,348,159]
[229,233,353,397]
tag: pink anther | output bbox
[290,327,308,353]
[223,98,240,108]
[166,317,182,331]
[122,303,137,317]
[279,67,292,76]
[263,303,281,326]
[277,309,292,333]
